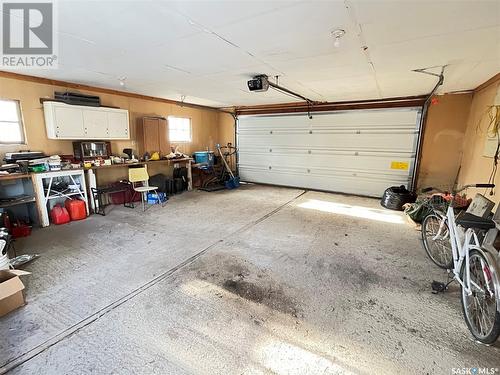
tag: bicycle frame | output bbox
[427,188,498,296]
[445,204,482,294]
[442,194,500,303]
[424,184,500,338]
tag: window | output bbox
[168,116,192,142]
[0,99,25,144]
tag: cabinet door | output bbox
[107,111,129,139]
[158,118,169,155]
[53,105,85,138]
[143,118,160,153]
[83,109,107,139]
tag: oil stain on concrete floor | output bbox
[1,185,499,374]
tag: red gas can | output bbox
[65,199,87,221]
[50,205,70,225]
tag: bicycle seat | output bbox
[455,212,496,230]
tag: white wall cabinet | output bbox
[43,101,130,140]
[107,111,129,138]
[53,105,85,138]
[82,109,107,139]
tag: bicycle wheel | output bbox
[421,214,453,269]
[460,249,500,344]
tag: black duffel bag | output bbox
[149,174,168,193]
[380,185,416,211]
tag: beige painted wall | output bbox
[218,112,236,146]
[0,76,223,162]
[457,79,500,204]
[417,93,472,190]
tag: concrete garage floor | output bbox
[1,185,499,374]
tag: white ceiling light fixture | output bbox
[331,29,346,48]
[118,77,126,87]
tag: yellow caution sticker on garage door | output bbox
[390,161,409,170]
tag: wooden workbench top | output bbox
[0,173,32,181]
[88,158,193,170]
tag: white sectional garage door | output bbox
[237,108,422,197]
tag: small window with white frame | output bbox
[168,116,192,143]
[0,99,25,144]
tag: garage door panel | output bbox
[240,169,409,197]
[238,152,414,177]
[237,108,421,197]
[238,132,416,151]
[239,110,420,128]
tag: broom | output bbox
[217,144,240,189]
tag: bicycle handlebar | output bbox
[421,184,494,194]
[454,183,495,193]
[474,184,495,188]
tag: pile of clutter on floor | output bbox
[380,184,475,230]
[402,191,471,229]
[0,226,38,317]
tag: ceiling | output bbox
[3,0,499,107]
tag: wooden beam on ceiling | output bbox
[474,73,500,94]
[234,95,427,116]
[0,70,220,112]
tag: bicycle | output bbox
[423,183,500,344]
[420,190,454,269]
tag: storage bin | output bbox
[11,222,32,238]
[146,192,167,204]
[109,182,139,204]
[65,199,87,221]
[193,151,214,167]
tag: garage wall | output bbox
[0,75,224,162]
[457,78,500,204]
[417,93,473,190]
[218,112,236,147]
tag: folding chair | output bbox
[128,165,164,211]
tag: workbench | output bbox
[85,158,193,212]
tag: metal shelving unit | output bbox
[0,196,36,209]
[0,174,40,226]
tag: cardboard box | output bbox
[0,269,30,317]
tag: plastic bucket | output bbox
[193,151,214,167]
